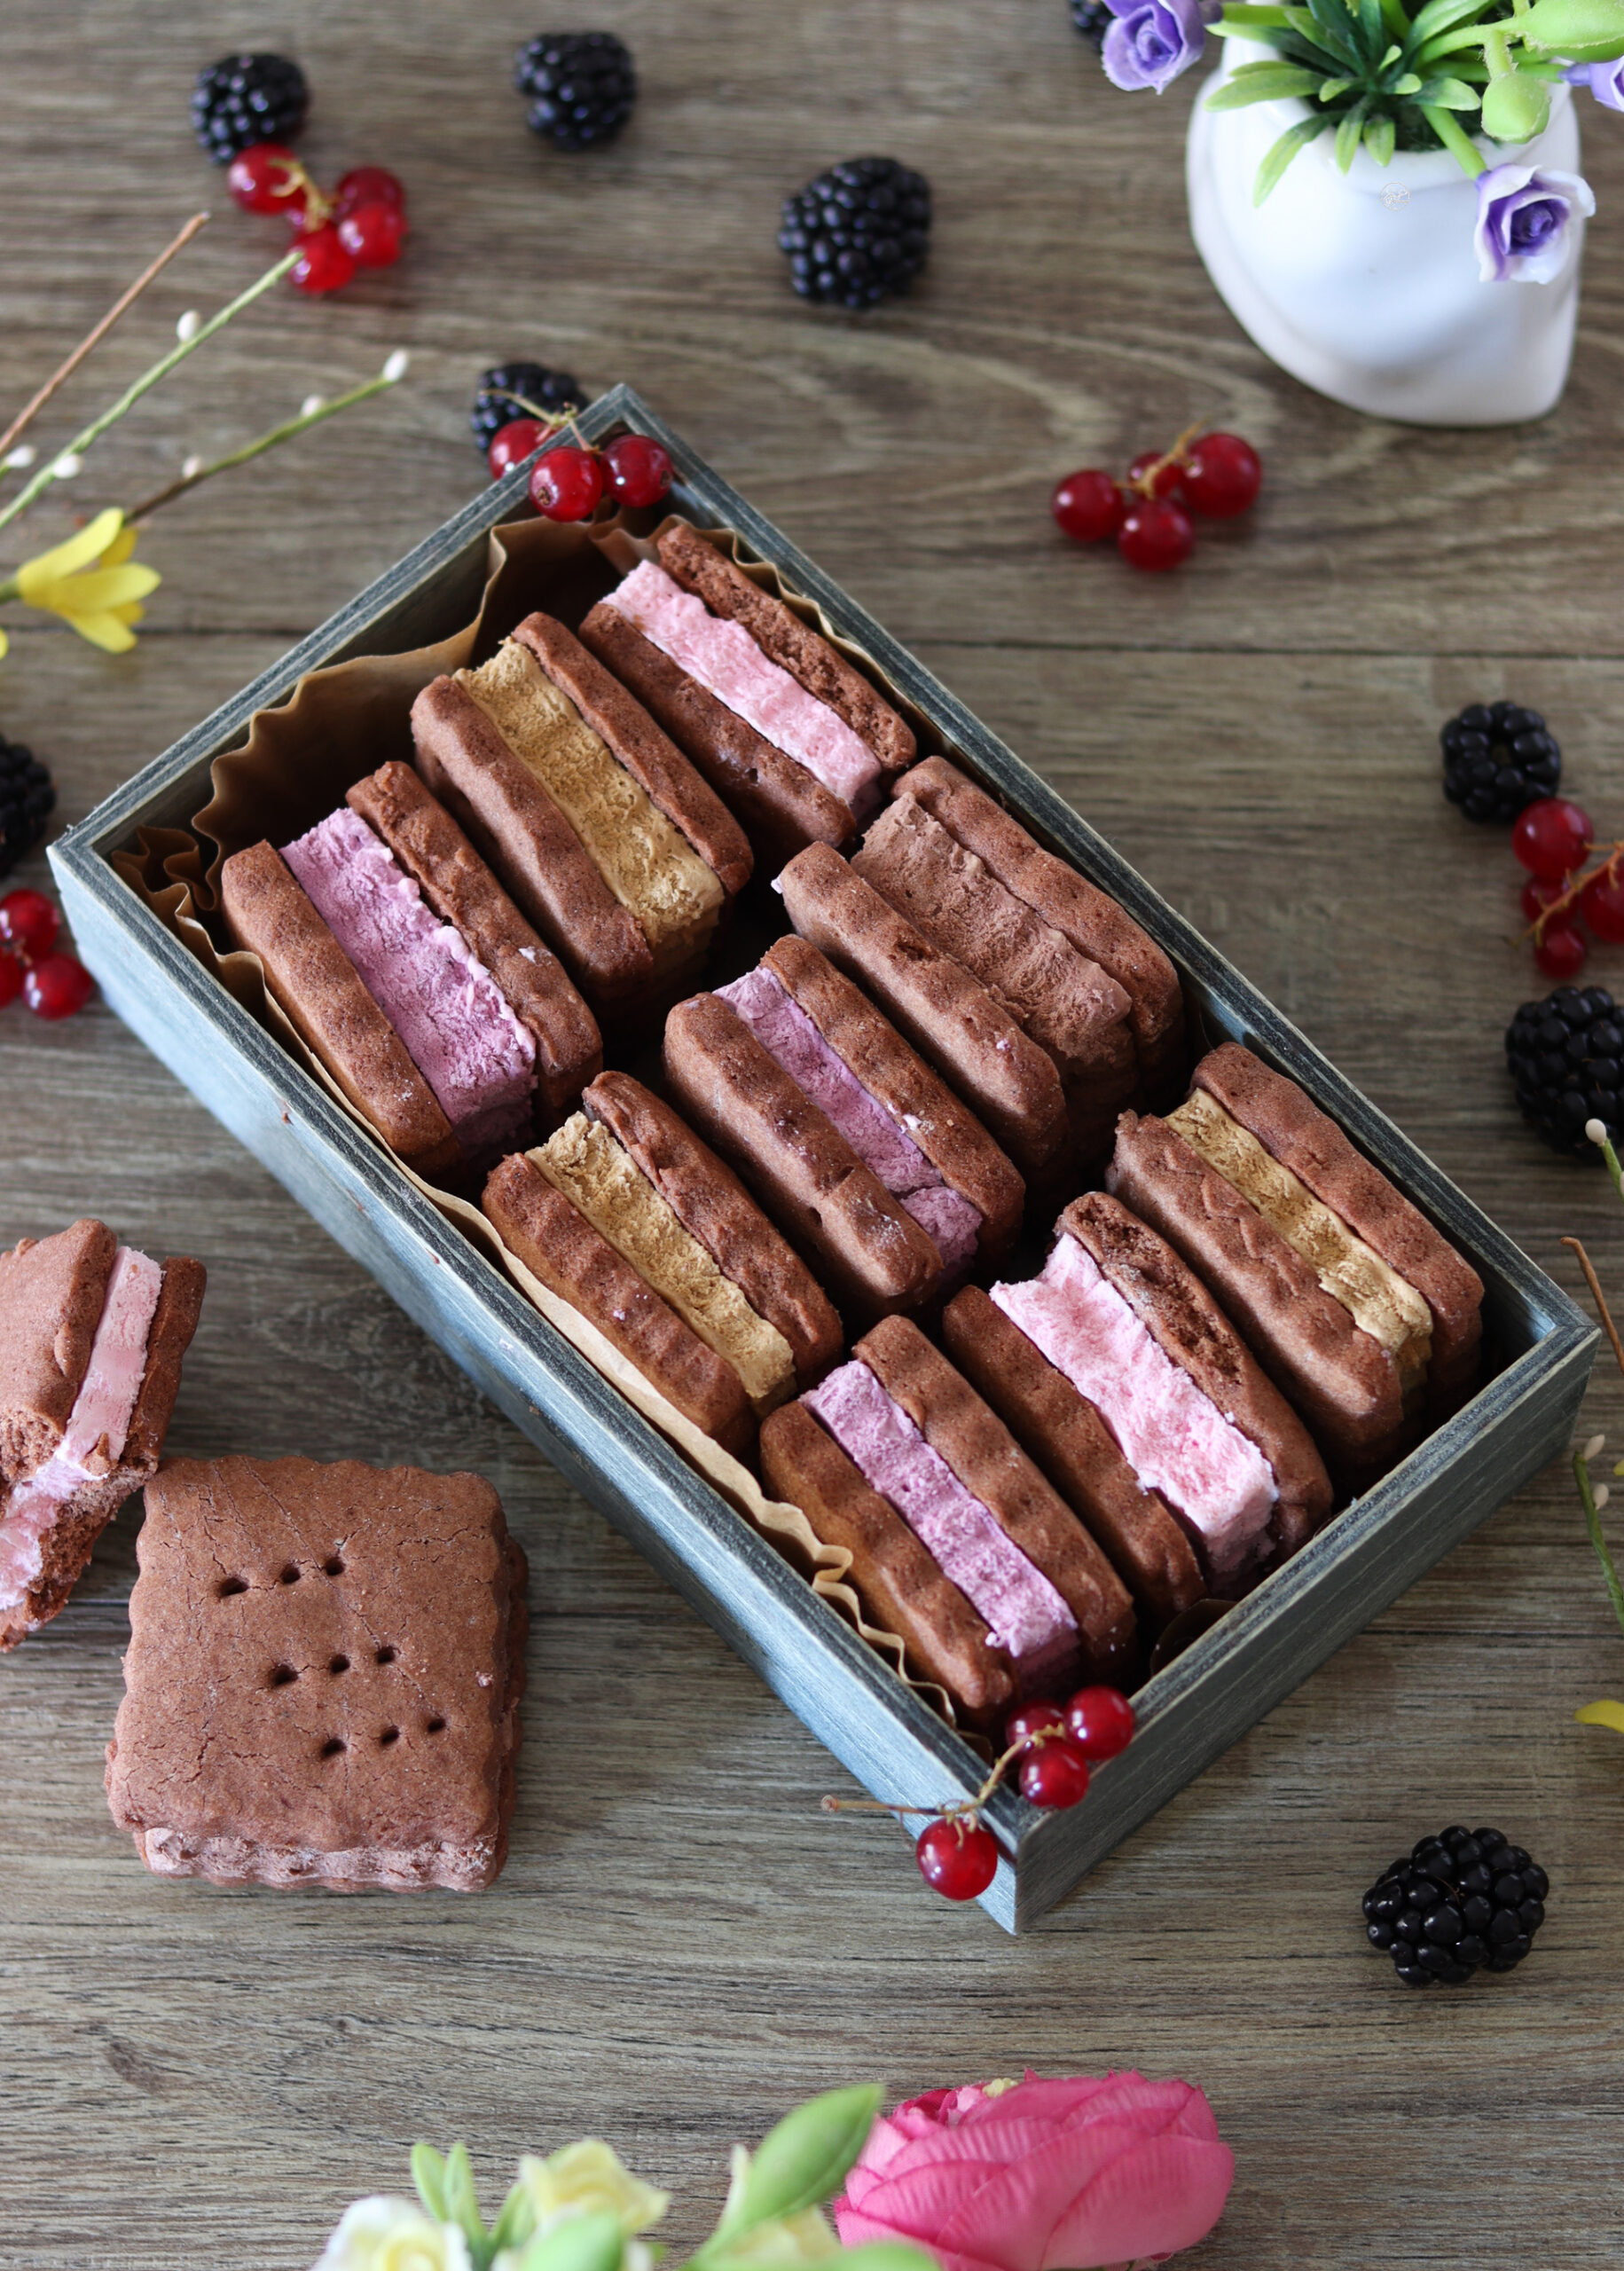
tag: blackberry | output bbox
[779,157,932,310]
[0,734,55,881]
[1070,0,1114,48]
[1506,986,1624,1156]
[1442,699,1561,822]
[191,53,308,165]
[514,32,636,150]
[1363,1827,1549,1987]
[470,362,584,457]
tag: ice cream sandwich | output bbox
[777,840,1071,1181]
[1,1219,205,1646]
[1106,1042,1485,1471]
[482,1073,843,1461]
[663,937,1024,1324]
[760,1315,1136,1725]
[411,610,753,1014]
[988,1193,1332,1590]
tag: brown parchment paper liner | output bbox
[111,504,959,1728]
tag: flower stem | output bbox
[0,212,209,470]
[123,368,405,523]
[1574,1449,1624,1643]
[0,246,299,539]
[1423,100,1487,175]
[1561,1238,1624,1375]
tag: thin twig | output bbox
[123,370,403,523]
[1562,1238,1624,1384]
[0,213,209,465]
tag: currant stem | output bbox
[820,1722,1071,1831]
[123,366,406,522]
[1523,840,1624,946]
[1128,417,1211,500]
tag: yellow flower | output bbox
[0,507,159,656]
[512,2141,670,2245]
[1577,1700,1624,1733]
[312,2196,473,2271]
[711,2208,843,2268]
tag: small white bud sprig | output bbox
[1562,1154,1624,1736]
[175,310,200,342]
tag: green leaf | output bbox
[1516,0,1624,59]
[412,2146,451,2225]
[1335,95,1371,167]
[1253,112,1329,199]
[1207,61,1325,103]
[1421,98,1488,170]
[1481,67,1551,137]
[1302,0,1366,66]
[1416,72,1480,101]
[711,2087,883,2246]
[1378,41,1402,65]
[490,2185,540,2262]
[1319,72,1357,93]
[1405,0,1497,54]
[1390,68,1424,88]
[1358,0,1388,61]
[518,2212,629,2271]
[1364,109,1398,159]
[1216,4,1294,20]
[828,2251,939,2271]
[443,2146,490,2257]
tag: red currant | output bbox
[603,433,674,509]
[1513,797,1593,883]
[1051,468,1126,543]
[1181,432,1263,518]
[337,202,407,270]
[530,444,604,523]
[1018,1738,1092,1810]
[488,420,548,479]
[0,888,59,958]
[1535,923,1588,980]
[333,167,405,219]
[915,1815,999,1900]
[1127,449,1186,502]
[1004,1701,1065,1750]
[0,950,21,1010]
[1520,875,1568,924]
[1582,867,1624,945]
[22,951,93,1020]
[1118,499,1193,573]
[1064,1685,1137,1761]
[289,227,356,295]
[227,143,310,223]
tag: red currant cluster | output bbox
[1051,427,1263,573]
[493,421,676,523]
[227,147,406,295]
[0,891,94,1021]
[1513,797,1624,980]
[827,1683,1136,1902]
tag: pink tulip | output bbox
[833,2072,1234,2271]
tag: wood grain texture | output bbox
[3,3,1624,2267]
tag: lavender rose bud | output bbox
[1474,164,1596,282]
[1565,59,1624,110]
[1102,0,1218,92]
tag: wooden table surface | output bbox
[4,4,1624,2266]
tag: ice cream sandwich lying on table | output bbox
[482,1072,843,1464]
[221,767,601,1182]
[983,1193,1331,1593]
[411,610,752,1017]
[1105,1042,1485,1475]
[663,935,1024,1326]
[760,1315,1137,1727]
[577,521,914,865]
[849,761,1187,1161]
[1,1219,205,1647]
[777,840,1072,1183]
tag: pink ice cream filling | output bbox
[284,807,535,1159]
[992,1232,1278,1583]
[718,966,981,1277]
[605,560,883,817]
[0,1246,163,1611]
[806,1358,1079,1687]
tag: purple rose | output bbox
[1565,59,1624,111]
[1102,0,1217,92]
[1474,163,1597,283]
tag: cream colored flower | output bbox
[312,2196,474,2271]
[713,2208,843,2267]
[513,2141,670,2244]
[0,507,160,657]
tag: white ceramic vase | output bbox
[1186,44,1585,424]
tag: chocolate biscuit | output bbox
[759,1401,1014,1725]
[855,1316,1138,1685]
[1062,1191,1333,1559]
[220,840,462,1180]
[941,1285,1204,1631]
[105,1456,526,1891]
[778,843,1069,1177]
[656,522,916,774]
[581,1072,843,1388]
[663,991,942,1321]
[482,1151,755,1459]
[346,761,601,1120]
[0,1216,117,1479]
[894,758,1187,1105]
[511,611,753,899]
[578,601,857,863]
